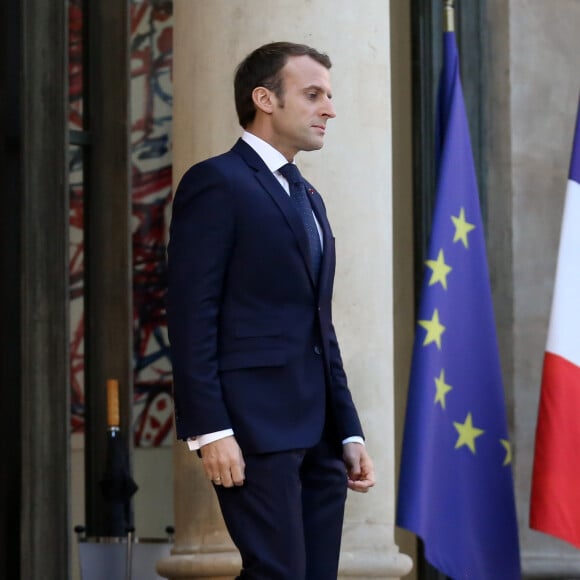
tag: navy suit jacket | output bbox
[167,139,363,454]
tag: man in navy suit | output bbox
[167,41,375,580]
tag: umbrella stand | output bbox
[126,525,135,580]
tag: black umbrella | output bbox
[99,379,138,579]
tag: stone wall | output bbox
[486,0,580,576]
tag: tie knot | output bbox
[278,163,303,186]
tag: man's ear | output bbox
[252,87,274,115]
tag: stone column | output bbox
[158,1,412,578]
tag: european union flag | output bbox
[396,31,521,579]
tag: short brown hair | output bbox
[234,42,332,128]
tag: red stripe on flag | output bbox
[531,351,580,548]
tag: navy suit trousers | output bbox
[214,437,348,580]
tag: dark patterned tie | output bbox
[278,163,322,280]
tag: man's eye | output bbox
[307,92,318,100]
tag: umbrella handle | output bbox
[106,379,120,428]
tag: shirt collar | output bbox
[241,131,292,174]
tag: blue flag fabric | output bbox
[396,32,521,579]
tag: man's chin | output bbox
[302,140,324,152]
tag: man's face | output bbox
[268,55,336,160]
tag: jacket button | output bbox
[314,345,322,355]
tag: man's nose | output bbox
[323,99,336,118]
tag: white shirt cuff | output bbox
[342,436,365,446]
[187,429,234,451]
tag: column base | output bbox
[156,551,241,580]
[339,549,413,579]
[157,548,413,580]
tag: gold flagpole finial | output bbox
[443,0,455,33]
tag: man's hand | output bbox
[343,442,375,493]
[200,435,245,488]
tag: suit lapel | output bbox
[232,139,318,287]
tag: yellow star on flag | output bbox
[425,249,452,290]
[453,412,484,454]
[451,207,476,248]
[434,369,452,409]
[501,439,512,466]
[418,309,445,350]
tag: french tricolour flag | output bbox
[531,97,580,548]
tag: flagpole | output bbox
[443,0,455,32]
